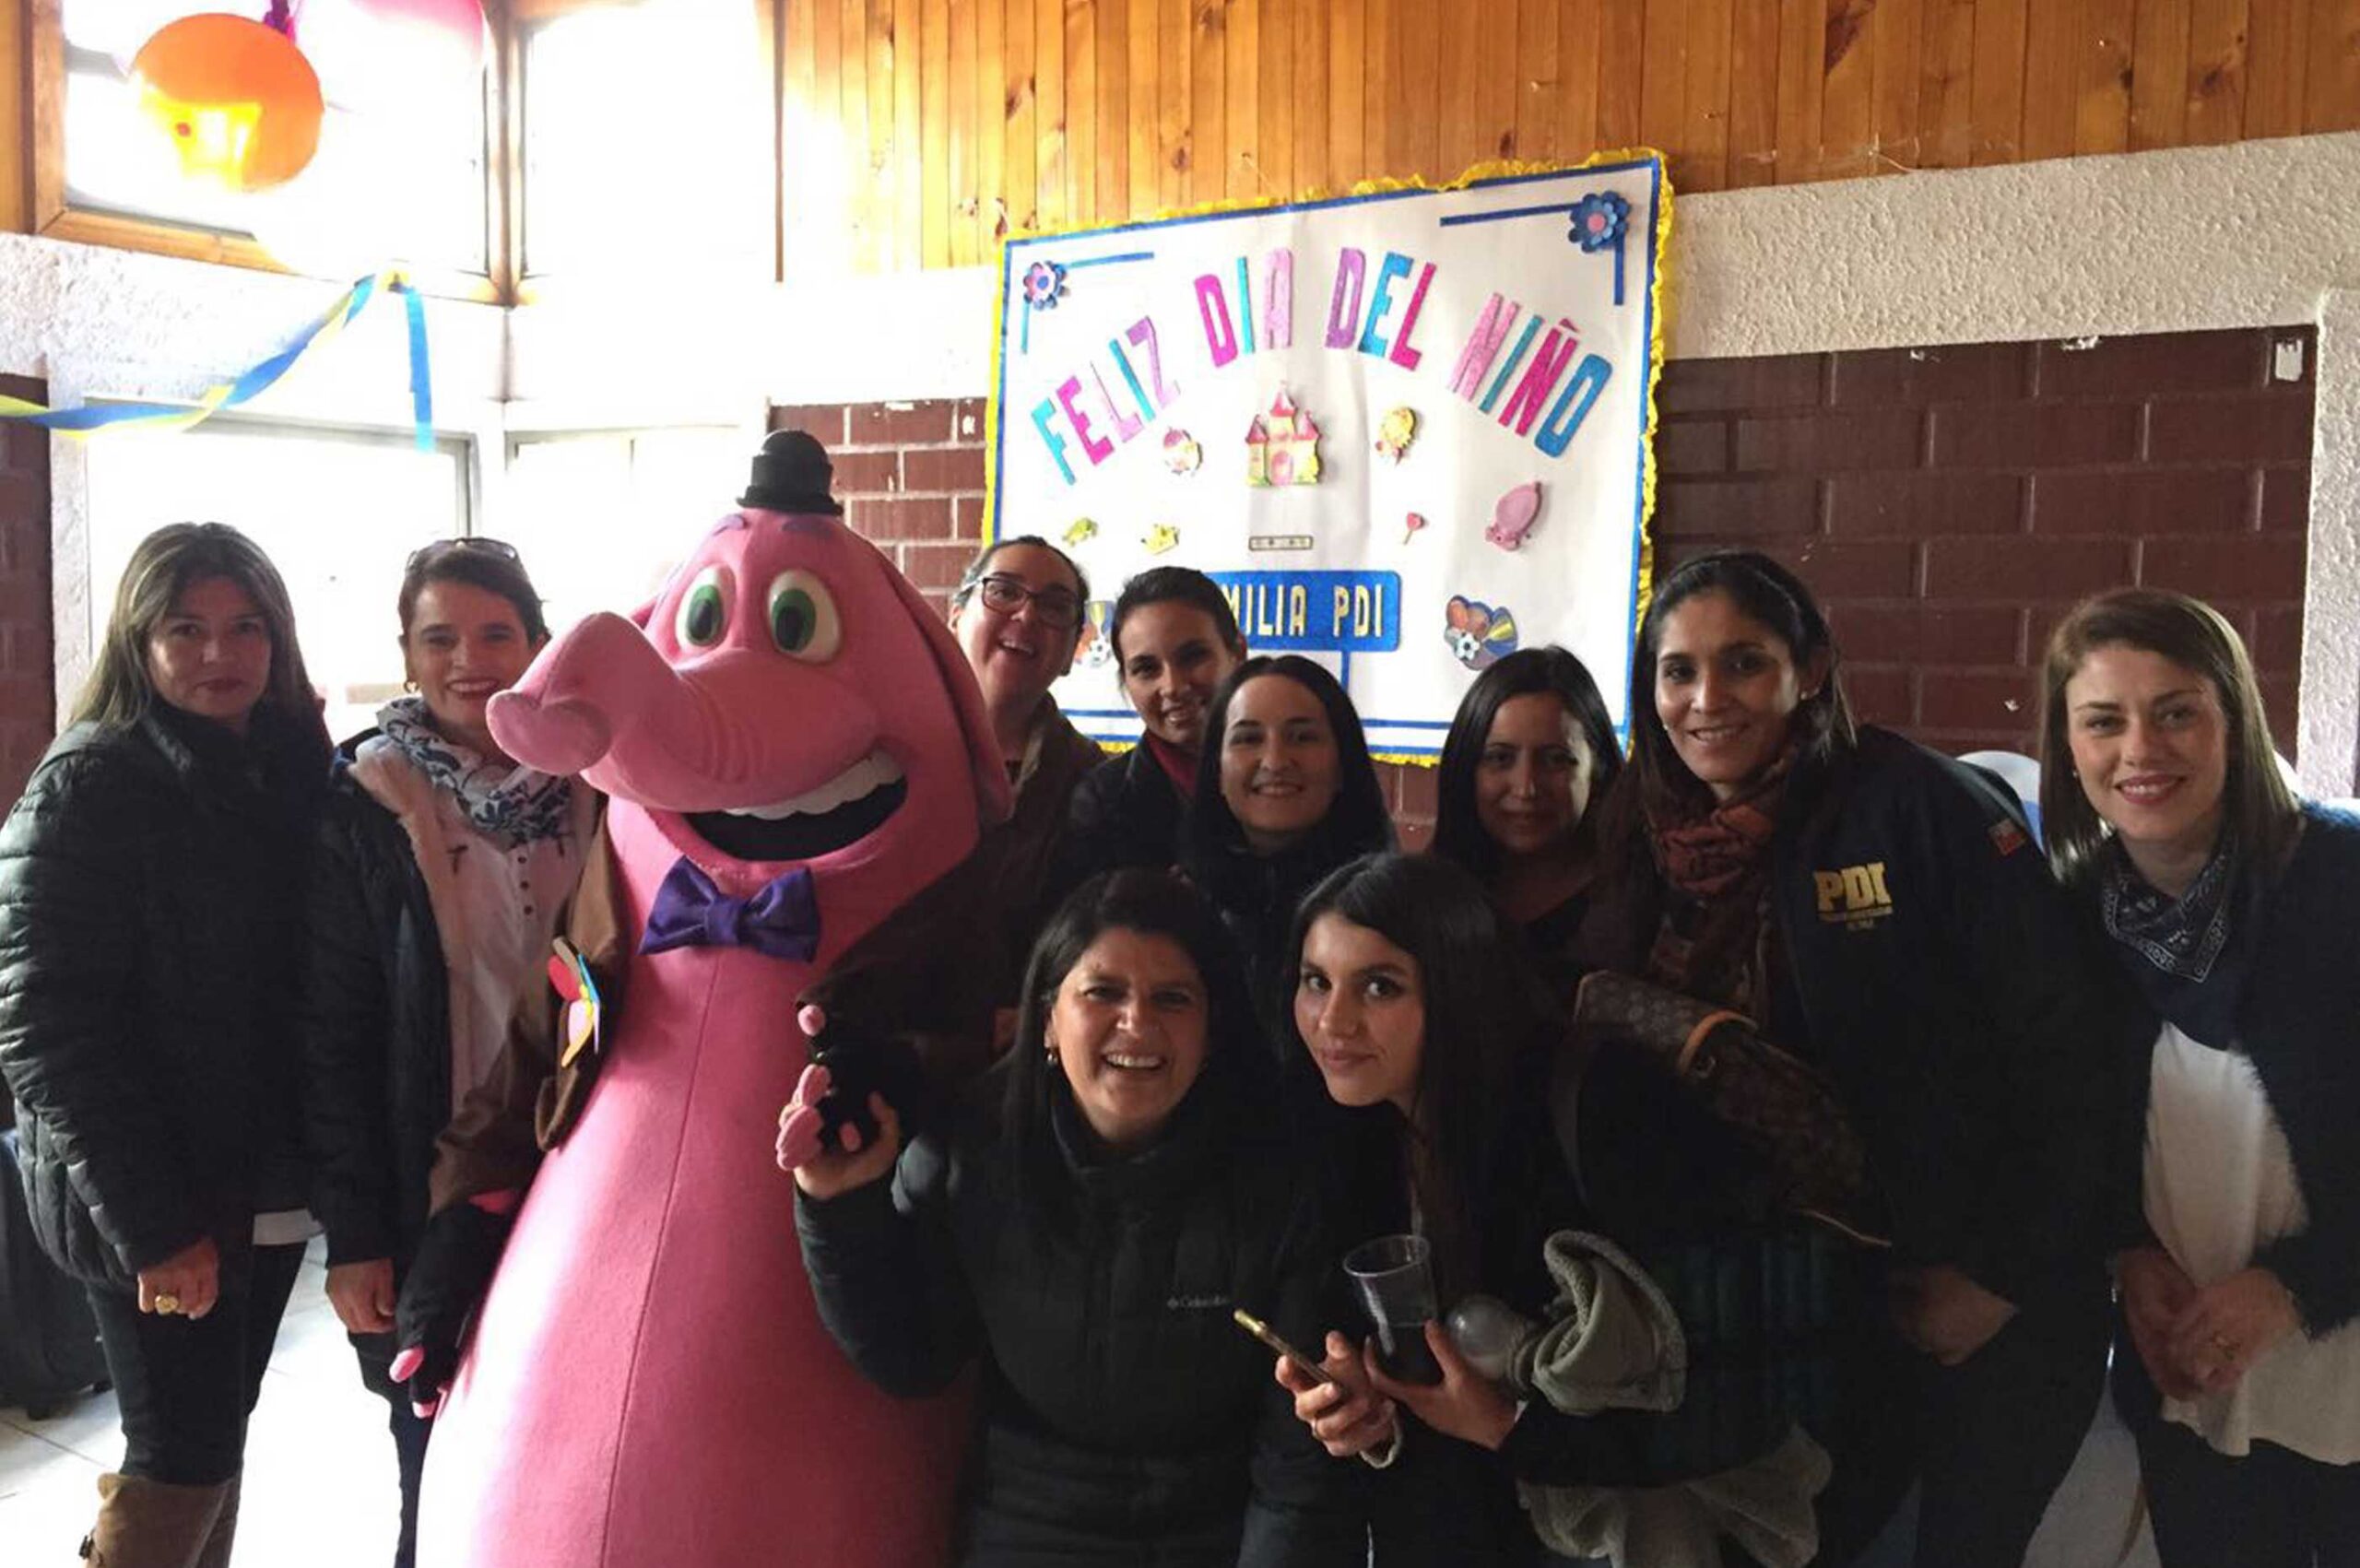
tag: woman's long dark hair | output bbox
[1434,646,1622,879]
[1001,870,1264,1219]
[1591,551,1857,889]
[1180,655,1393,878]
[1284,853,1549,1302]
[2037,587,2299,892]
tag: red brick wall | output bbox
[1655,327,2312,760]
[0,381,53,805]
[776,327,2315,843]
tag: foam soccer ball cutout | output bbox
[130,15,324,192]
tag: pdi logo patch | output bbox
[1814,862,1894,929]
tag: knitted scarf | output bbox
[1640,751,1796,1008]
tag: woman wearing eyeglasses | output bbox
[299,537,596,1568]
[947,537,1106,1008]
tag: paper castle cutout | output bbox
[1245,391,1323,488]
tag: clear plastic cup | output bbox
[1342,1233,1442,1385]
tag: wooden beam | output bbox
[1,0,26,234]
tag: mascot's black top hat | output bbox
[739,430,844,516]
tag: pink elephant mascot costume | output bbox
[395,432,1008,1568]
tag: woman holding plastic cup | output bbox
[1280,852,1735,1565]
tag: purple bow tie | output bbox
[640,857,820,961]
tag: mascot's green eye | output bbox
[676,567,731,648]
[766,572,842,660]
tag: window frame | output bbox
[25,0,509,303]
[506,0,781,303]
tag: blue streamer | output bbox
[402,282,432,450]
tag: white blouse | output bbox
[350,741,596,1114]
[2144,1020,2360,1462]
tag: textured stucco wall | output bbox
[2302,288,2360,791]
[1668,136,2360,358]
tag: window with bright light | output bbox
[82,419,475,745]
[519,2,771,281]
[58,1,491,278]
[502,428,752,626]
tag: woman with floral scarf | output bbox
[300,539,596,1568]
[1571,550,2136,1568]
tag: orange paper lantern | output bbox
[131,14,324,193]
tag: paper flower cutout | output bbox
[1162,429,1202,476]
[1485,481,1543,551]
[1063,517,1098,547]
[1568,192,1629,254]
[1444,597,1519,671]
[1375,407,1418,464]
[1569,191,1634,306]
[1143,522,1182,555]
[1245,391,1323,488]
[1402,512,1427,546]
[1021,260,1069,311]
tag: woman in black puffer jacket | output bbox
[0,523,329,1567]
[784,870,1363,1567]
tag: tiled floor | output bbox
[2,1242,397,1567]
[4,1244,2156,1567]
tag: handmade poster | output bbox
[986,155,1669,757]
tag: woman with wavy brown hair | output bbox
[2039,587,2359,1568]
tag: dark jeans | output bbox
[1906,1299,2109,1568]
[85,1236,306,1486]
[2120,1352,2360,1568]
[352,1329,431,1568]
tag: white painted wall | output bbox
[9,133,2360,785]
[0,231,508,707]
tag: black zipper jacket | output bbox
[1591,726,2139,1315]
[796,1064,1362,1567]
[0,708,319,1282]
[298,737,452,1270]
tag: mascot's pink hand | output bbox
[388,1345,441,1418]
[776,1064,832,1172]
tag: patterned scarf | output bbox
[2099,838,2248,1048]
[375,695,575,850]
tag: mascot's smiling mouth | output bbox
[684,750,908,862]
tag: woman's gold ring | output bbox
[153,1292,183,1315]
